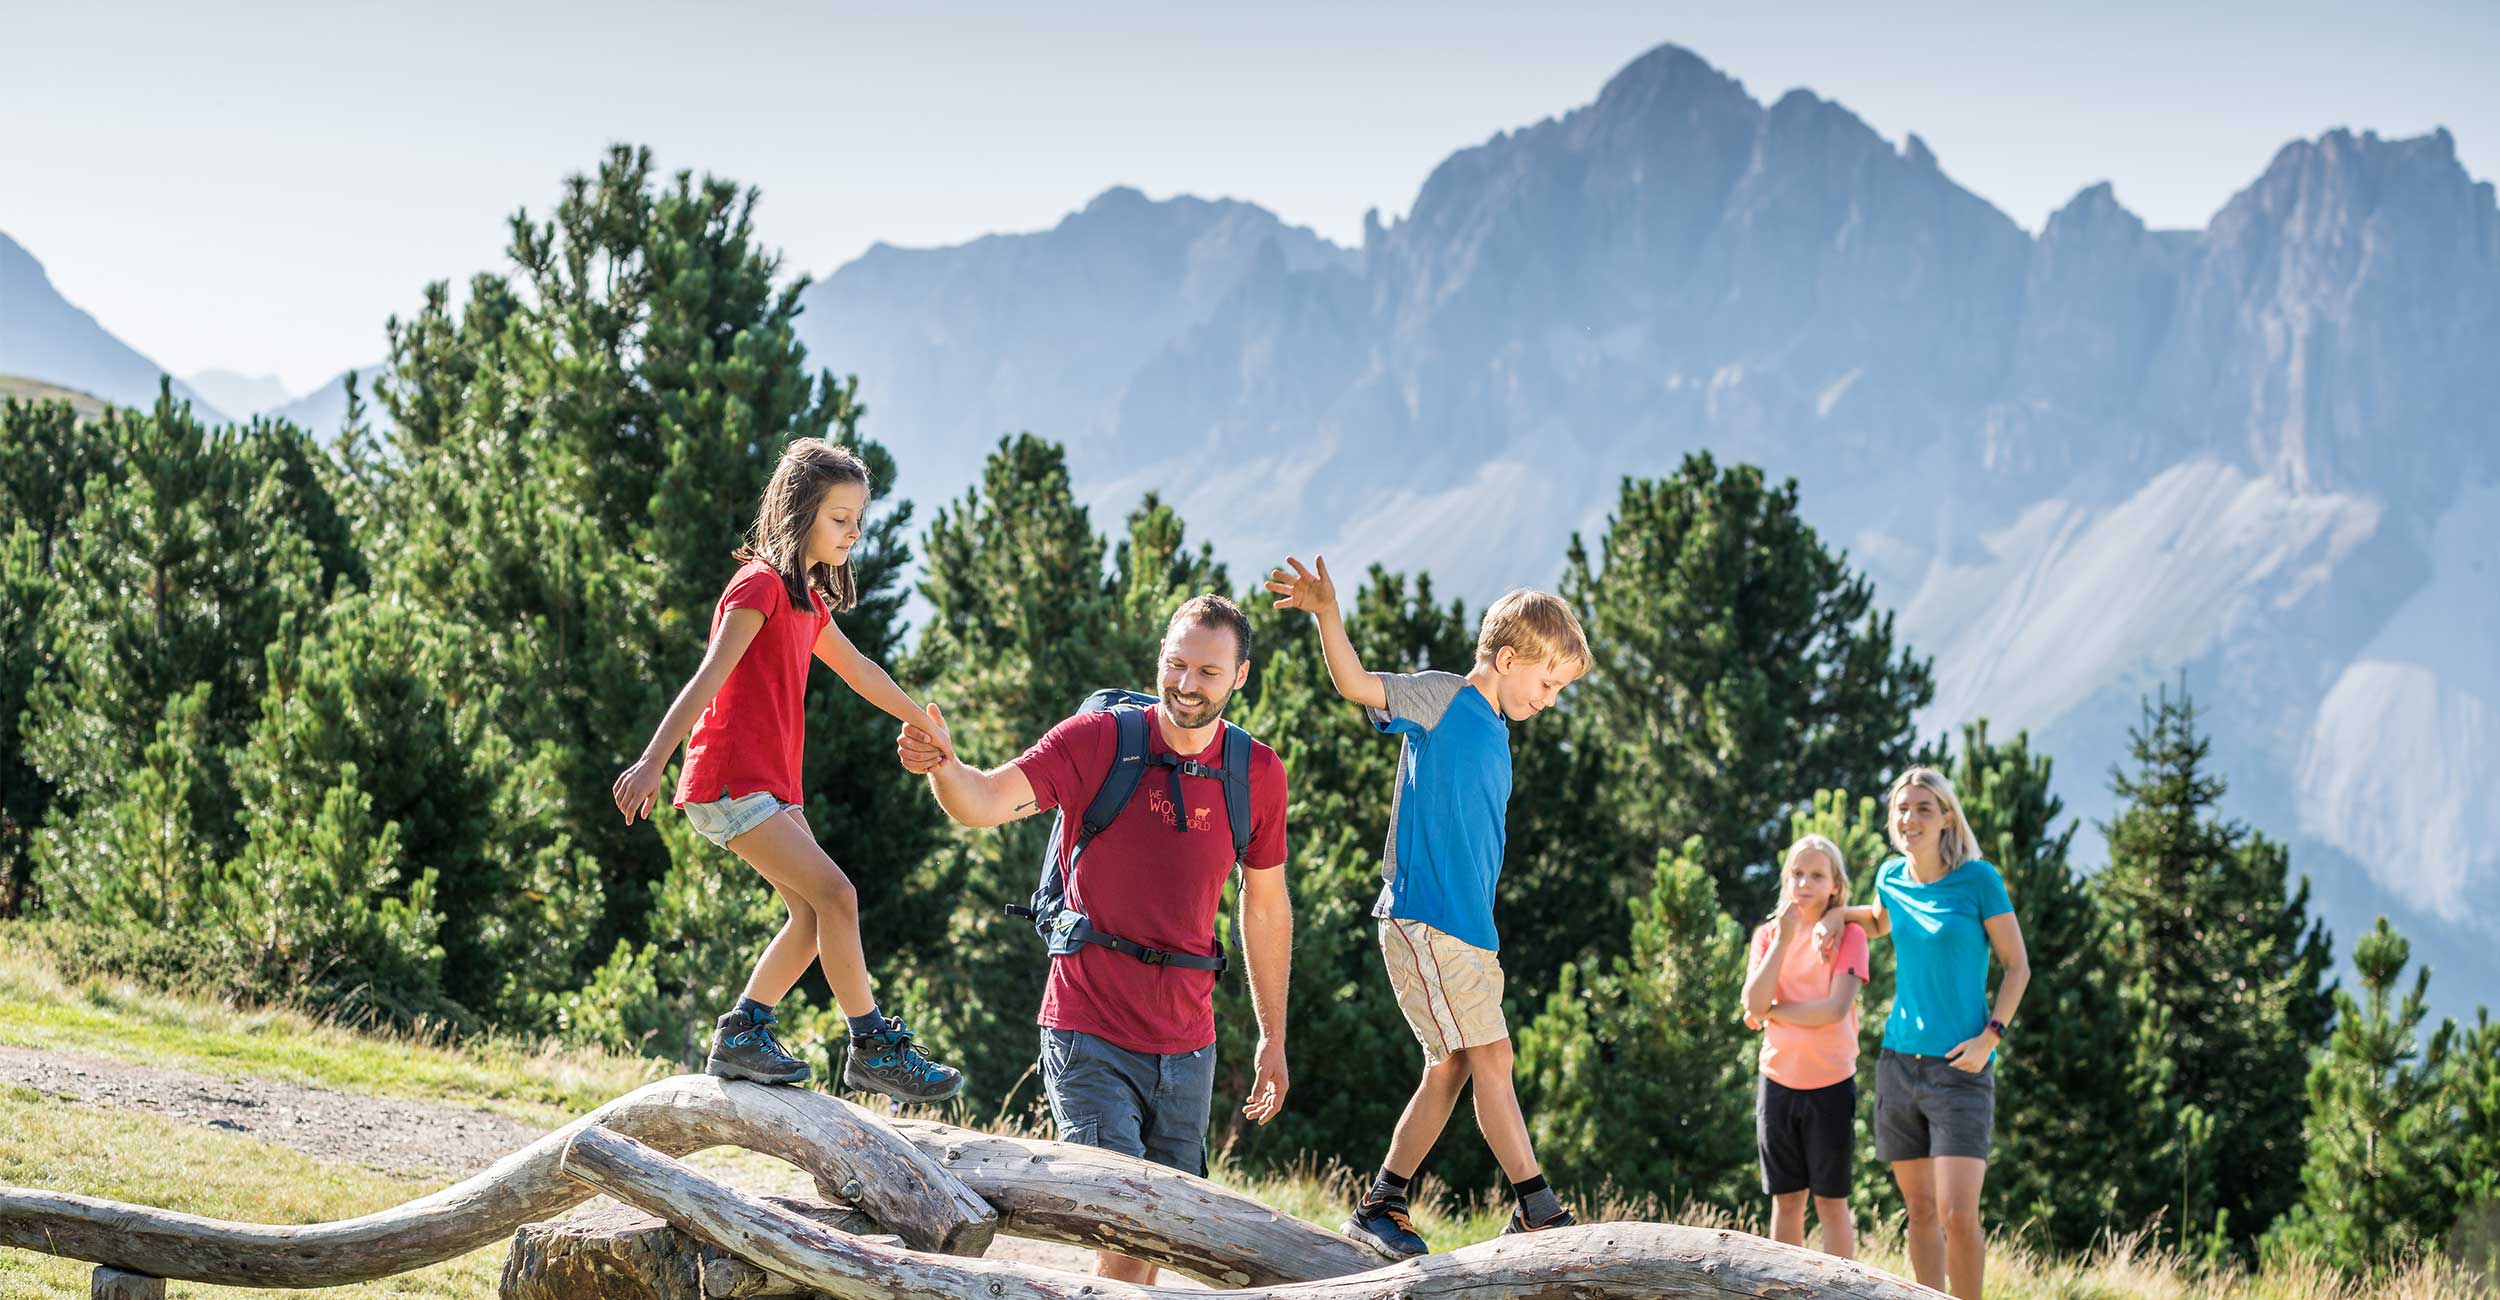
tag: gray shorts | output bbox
[1039,1027,1215,1177]
[682,790,800,849]
[1874,1048,1996,1162]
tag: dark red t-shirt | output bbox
[674,561,829,808]
[1014,709,1288,1054]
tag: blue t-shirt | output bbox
[1876,855,2013,1058]
[1366,671,1510,951]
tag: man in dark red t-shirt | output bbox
[898,595,1291,1286]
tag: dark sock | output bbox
[732,996,772,1021]
[845,1007,887,1038]
[1512,1174,1562,1225]
[1364,1167,1412,1206]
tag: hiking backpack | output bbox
[1005,688,1254,973]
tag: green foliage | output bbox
[35,685,219,931]
[2268,917,2457,1273]
[0,521,53,916]
[1516,840,1755,1210]
[2099,682,2336,1251]
[1561,452,1933,919]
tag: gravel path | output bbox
[0,1044,546,1180]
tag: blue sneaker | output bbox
[705,1008,811,1085]
[1344,1196,1430,1258]
[841,1014,963,1105]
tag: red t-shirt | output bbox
[675,561,829,808]
[1014,710,1288,1054]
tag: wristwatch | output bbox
[1986,1017,2009,1038]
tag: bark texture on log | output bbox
[564,1126,1936,1300]
[889,1116,1391,1285]
[501,1195,881,1300]
[0,1074,995,1287]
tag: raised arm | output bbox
[816,618,949,753]
[612,608,764,823]
[1264,554,1387,711]
[896,703,1048,829]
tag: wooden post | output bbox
[90,1267,165,1299]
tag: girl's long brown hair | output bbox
[735,437,869,613]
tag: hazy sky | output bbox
[5,1,2493,395]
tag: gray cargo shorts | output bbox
[1039,1027,1216,1177]
[1874,1047,1996,1162]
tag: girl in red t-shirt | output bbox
[610,438,962,1104]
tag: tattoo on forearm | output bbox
[1014,800,1036,813]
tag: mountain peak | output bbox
[1591,42,1743,110]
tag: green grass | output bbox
[0,1085,504,1299]
[0,948,660,1126]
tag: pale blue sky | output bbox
[4,1,2493,395]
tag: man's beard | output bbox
[1162,685,1229,729]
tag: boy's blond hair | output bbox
[1475,589,1591,671]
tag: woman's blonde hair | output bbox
[1885,766,1981,868]
[736,438,870,613]
[1781,833,1851,913]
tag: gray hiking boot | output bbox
[705,1008,812,1085]
[841,1014,964,1105]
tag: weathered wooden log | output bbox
[890,1116,1390,1284]
[0,1074,995,1287]
[89,1266,164,1299]
[563,1126,1941,1300]
[501,1194,884,1300]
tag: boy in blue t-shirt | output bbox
[1265,555,1591,1255]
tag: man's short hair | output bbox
[1476,589,1589,671]
[1166,593,1253,664]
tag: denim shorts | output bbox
[1874,1048,1995,1162]
[1039,1027,1216,1177]
[681,790,801,850]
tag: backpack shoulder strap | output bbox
[1220,724,1255,863]
[1077,706,1155,850]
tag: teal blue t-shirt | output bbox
[1876,855,2013,1058]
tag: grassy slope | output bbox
[0,374,111,420]
[0,949,2482,1298]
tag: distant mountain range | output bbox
[0,231,227,423]
[794,44,2500,1017]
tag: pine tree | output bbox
[2449,1011,2500,1278]
[0,522,53,916]
[1561,453,1932,919]
[25,389,331,863]
[1516,840,1756,1211]
[2269,917,2457,1272]
[38,685,217,931]
[1952,721,2150,1249]
[2099,683,2335,1249]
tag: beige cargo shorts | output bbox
[1378,917,1509,1065]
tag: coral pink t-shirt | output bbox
[674,561,828,808]
[1750,920,1869,1091]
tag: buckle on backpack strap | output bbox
[1136,946,1172,966]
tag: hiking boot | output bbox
[705,1008,811,1085]
[1343,1196,1430,1258]
[841,1014,964,1105]
[1500,1203,1577,1234]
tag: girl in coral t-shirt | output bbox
[610,438,961,1104]
[1740,834,1868,1259]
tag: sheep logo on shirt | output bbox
[1147,787,1213,832]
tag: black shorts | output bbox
[1758,1074,1856,1198]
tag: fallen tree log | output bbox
[563,1126,1939,1300]
[0,1075,995,1287]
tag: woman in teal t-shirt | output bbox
[1819,767,2030,1300]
